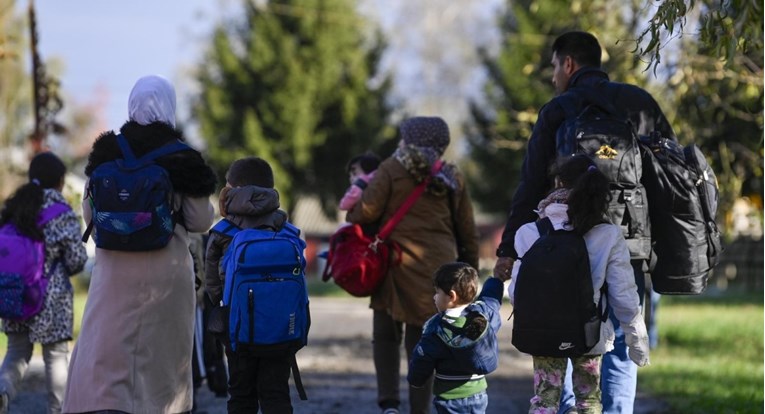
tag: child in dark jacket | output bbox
[204,156,293,414]
[408,262,504,414]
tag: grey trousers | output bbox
[373,310,434,414]
[0,332,69,414]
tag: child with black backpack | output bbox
[205,157,308,414]
[507,155,649,414]
[408,262,503,414]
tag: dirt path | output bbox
[9,296,666,413]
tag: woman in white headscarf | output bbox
[63,75,217,414]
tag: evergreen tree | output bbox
[194,0,393,211]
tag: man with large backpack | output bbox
[205,157,309,413]
[493,31,675,414]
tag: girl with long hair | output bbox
[0,152,87,413]
[508,155,650,414]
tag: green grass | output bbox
[639,292,764,413]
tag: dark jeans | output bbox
[225,346,293,414]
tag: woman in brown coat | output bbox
[346,116,479,414]
[63,76,217,414]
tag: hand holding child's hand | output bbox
[493,257,514,282]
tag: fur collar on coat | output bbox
[84,121,218,197]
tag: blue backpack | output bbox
[212,218,310,399]
[213,218,310,351]
[83,134,190,251]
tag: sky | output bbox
[32,0,502,151]
[35,0,231,133]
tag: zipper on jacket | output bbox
[248,288,254,343]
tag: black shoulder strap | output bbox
[210,219,241,238]
[116,133,191,168]
[290,354,308,400]
[534,217,555,236]
[598,281,609,322]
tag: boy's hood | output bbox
[434,303,490,349]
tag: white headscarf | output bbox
[128,75,176,128]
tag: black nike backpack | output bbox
[511,218,606,358]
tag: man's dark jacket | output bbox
[496,68,675,259]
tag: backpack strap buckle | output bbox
[369,235,384,253]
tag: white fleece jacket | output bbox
[508,203,649,365]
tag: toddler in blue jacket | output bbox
[408,262,504,414]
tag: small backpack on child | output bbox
[211,218,310,400]
[0,202,70,321]
[82,134,190,251]
[511,218,607,358]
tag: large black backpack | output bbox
[556,85,651,261]
[639,132,721,294]
[511,218,606,358]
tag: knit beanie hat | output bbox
[400,116,450,155]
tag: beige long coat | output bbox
[347,158,479,326]
[63,194,213,414]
